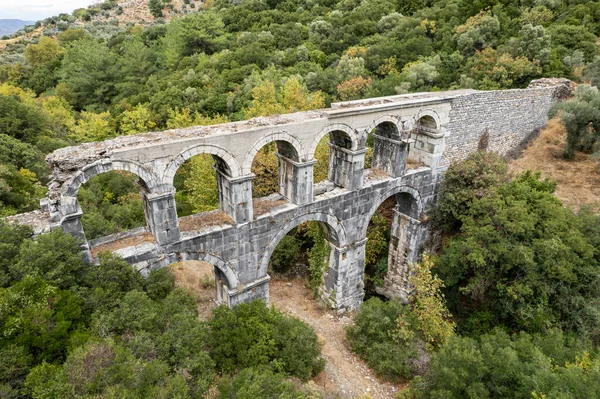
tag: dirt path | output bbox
[170,262,402,398]
[270,278,403,399]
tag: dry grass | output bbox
[179,210,234,232]
[367,168,390,179]
[169,260,217,321]
[90,232,155,258]
[253,198,287,217]
[510,118,600,210]
[406,158,425,169]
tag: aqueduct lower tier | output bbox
[10,79,572,311]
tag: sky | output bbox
[0,0,94,21]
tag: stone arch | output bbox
[258,212,347,276]
[242,131,305,174]
[362,115,402,144]
[361,185,422,237]
[308,123,360,158]
[175,251,240,290]
[163,143,242,186]
[413,109,442,137]
[63,159,160,198]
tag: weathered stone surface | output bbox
[5,81,569,310]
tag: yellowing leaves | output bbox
[244,76,325,119]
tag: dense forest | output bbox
[2,0,600,397]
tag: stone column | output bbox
[142,190,180,246]
[372,133,409,177]
[377,209,426,302]
[55,196,93,263]
[328,144,366,191]
[277,154,316,205]
[323,239,367,312]
[215,171,254,224]
[408,133,446,170]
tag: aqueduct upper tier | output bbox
[10,79,572,310]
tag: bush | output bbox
[347,257,454,382]
[346,298,420,381]
[208,300,324,380]
[219,368,318,399]
[549,84,600,159]
[437,170,600,339]
[404,329,600,399]
[433,151,509,233]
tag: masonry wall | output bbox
[442,86,559,167]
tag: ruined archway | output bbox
[364,116,409,178]
[244,132,314,213]
[311,124,363,190]
[259,212,346,276]
[362,186,424,301]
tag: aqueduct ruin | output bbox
[8,79,572,311]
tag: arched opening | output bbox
[416,115,438,134]
[364,189,422,302]
[174,153,235,233]
[251,139,302,216]
[364,195,396,298]
[78,170,148,241]
[313,136,330,184]
[407,114,441,168]
[364,119,409,178]
[267,220,344,311]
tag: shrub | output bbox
[433,150,509,233]
[219,368,316,399]
[549,84,600,159]
[347,257,455,382]
[437,171,600,339]
[346,298,420,381]
[208,300,324,380]
[403,329,600,399]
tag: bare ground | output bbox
[169,260,218,321]
[510,118,600,211]
[270,278,403,399]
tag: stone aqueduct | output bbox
[9,80,570,311]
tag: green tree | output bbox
[549,84,600,158]
[58,38,117,111]
[0,94,48,143]
[437,169,600,339]
[405,329,600,399]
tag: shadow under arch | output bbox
[242,131,305,175]
[175,251,240,290]
[163,143,242,187]
[258,212,347,276]
[63,159,160,197]
[361,185,423,237]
